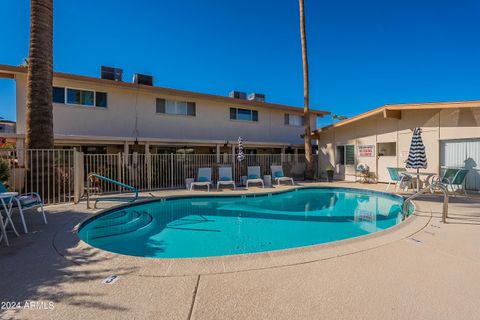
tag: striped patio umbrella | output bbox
[406,127,428,171]
[237,137,245,162]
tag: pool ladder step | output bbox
[86,210,153,239]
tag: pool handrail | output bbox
[402,181,449,223]
[86,173,139,209]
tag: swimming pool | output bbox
[78,187,407,258]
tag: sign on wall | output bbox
[358,145,375,157]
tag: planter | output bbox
[326,170,334,182]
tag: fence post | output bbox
[117,152,122,192]
[170,153,174,189]
[73,151,84,203]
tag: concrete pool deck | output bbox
[1,182,480,319]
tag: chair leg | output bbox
[40,203,47,225]
[386,181,391,191]
[18,206,28,234]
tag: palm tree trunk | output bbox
[299,0,314,180]
[25,0,54,200]
[26,0,54,150]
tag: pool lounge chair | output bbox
[386,167,413,191]
[190,168,212,192]
[246,166,264,189]
[0,182,47,234]
[435,168,469,197]
[217,167,235,190]
[270,165,294,186]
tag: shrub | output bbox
[0,158,10,183]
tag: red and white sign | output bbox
[358,145,375,157]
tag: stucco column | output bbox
[123,142,129,165]
[281,147,285,163]
[216,144,220,163]
[294,148,299,163]
[16,138,25,166]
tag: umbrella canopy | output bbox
[406,127,427,170]
[237,137,245,162]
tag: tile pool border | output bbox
[56,185,428,276]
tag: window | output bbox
[67,88,94,106]
[230,108,258,122]
[95,92,108,107]
[53,87,107,108]
[377,142,396,156]
[336,145,355,165]
[52,87,65,103]
[156,98,195,116]
[284,114,304,126]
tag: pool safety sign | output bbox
[358,145,375,157]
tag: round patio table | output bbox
[406,172,436,192]
[0,192,19,246]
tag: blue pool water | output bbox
[78,187,406,258]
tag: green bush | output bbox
[0,158,10,183]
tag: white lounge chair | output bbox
[0,182,47,234]
[246,166,264,189]
[190,168,212,191]
[271,165,294,186]
[217,167,235,190]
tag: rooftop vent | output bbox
[133,73,153,86]
[229,91,247,100]
[101,66,123,81]
[248,93,265,102]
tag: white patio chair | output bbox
[246,166,264,189]
[190,168,212,191]
[271,165,294,186]
[0,183,47,234]
[217,167,235,190]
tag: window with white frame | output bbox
[156,98,196,116]
[229,108,258,122]
[284,113,304,126]
[336,145,355,165]
[52,87,107,108]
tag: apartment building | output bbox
[0,64,329,157]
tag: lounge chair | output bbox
[271,165,294,186]
[435,168,469,197]
[190,168,212,191]
[386,167,413,191]
[0,182,47,234]
[246,166,264,189]
[217,167,235,190]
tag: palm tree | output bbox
[25,0,54,150]
[299,0,314,179]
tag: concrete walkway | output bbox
[1,182,479,320]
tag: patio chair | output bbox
[246,166,264,189]
[270,165,294,186]
[386,167,413,192]
[436,168,469,197]
[0,182,47,234]
[217,167,235,190]
[190,168,212,191]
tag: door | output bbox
[376,142,397,183]
[441,139,480,190]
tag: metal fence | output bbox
[0,149,75,204]
[0,149,318,204]
[84,153,318,195]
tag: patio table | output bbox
[405,172,436,192]
[0,192,19,246]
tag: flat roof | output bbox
[0,64,330,117]
[316,100,480,133]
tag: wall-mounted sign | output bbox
[357,145,375,157]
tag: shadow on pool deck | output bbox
[0,207,138,318]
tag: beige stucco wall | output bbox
[14,74,315,147]
[317,107,480,182]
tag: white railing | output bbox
[0,149,75,204]
[1,150,318,204]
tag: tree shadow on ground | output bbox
[0,206,140,318]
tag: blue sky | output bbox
[1,0,479,127]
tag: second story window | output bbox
[156,98,196,116]
[230,108,258,122]
[53,87,107,108]
[284,114,304,126]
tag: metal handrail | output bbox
[402,182,449,223]
[86,173,139,209]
